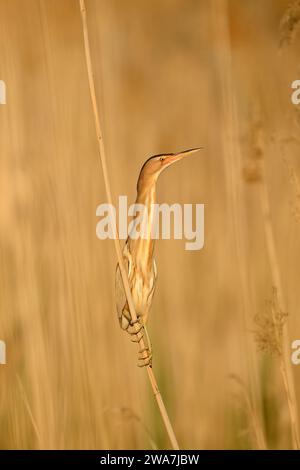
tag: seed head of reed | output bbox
[253,288,288,357]
[279,0,300,48]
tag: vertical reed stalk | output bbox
[16,374,42,448]
[78,0,179,450]
[211,0,266,449]
[259,159,300,449]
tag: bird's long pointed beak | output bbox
[163,147,203,166]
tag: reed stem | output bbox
[78,0,179,450]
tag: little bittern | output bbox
[115,148,201,366]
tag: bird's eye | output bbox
[159,157,164,162]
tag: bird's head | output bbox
[137,147,202,193]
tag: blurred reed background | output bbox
[0,0,300,450]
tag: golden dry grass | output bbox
[0,0,300,449]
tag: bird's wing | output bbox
[115,262,127,322]
[147,259,157,305]
[153,259,157,283]
[115,244,134,322]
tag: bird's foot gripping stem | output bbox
[137,324,152,368]
[129,319,152,367]
[121,315,153,367]
[138,346,152,368]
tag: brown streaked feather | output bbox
[115,241,157,329]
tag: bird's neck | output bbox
[129,182,157,270]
